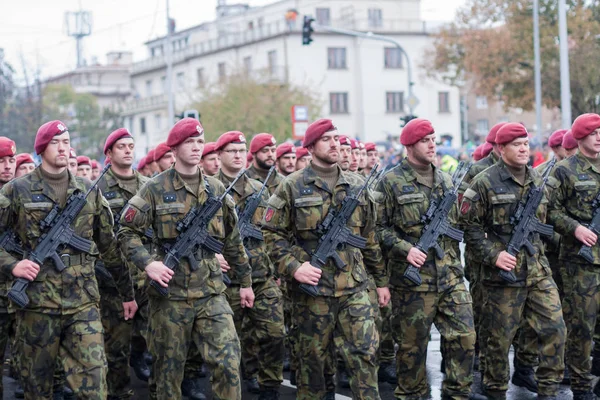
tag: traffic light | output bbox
[302,16,314,45]
[178,109,201,121]
[400,115,417,127]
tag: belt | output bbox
[57,253,91,267]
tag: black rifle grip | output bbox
[150,279,169,297]
[403,265,422,286]
[498,270,517,283]
[299,283,319,297]
[8,278,30,308]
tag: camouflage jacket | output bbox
[216,170,275,284]
[0,167,133,314]
[548,151,600,264]
[375,158,464,292]
[246,164,284,195]
[460,151,499,195]
[117,167,252,300]
[535,160,561,253]
[262,163,387,297]
[97,168,150,290]
[461,159,552,287]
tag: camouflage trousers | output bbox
[0,312,15,398]
[14,305,107,400]
[293,289,380,400]
[379,302,395,364]
[99,287,134,399]
[147,294,241,400]
[561,260,600,393]
[130,285,149,354]
[481,277,565,396]
[392,282,475,400]
[466,261,484,360]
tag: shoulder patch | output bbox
[129,195,151,212]
[103,191,117,200]
[401,185,415,193]
[267,194,286,210]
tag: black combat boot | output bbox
[62,385,74,400]
[592,350,600,376]
[594,378,600,399]
[181,377,207,400]
[245,377,260,394]
[510,364,538,393]
[14,381,24,398]
[322,392,336,400]
[378,362,397,385]
[258,388,280,400]
[289,369,297,386]
[573,391,597,400]
[337,367,350,388]
[130,351,151,382]
[561,366,571,384]
[537,396,558,400]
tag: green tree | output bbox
[189,71,323,143]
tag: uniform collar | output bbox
[31,166,80,205]
[497,158,535,186]
[575,150,600,174]
[399,157,444,189]
[302,163,349,193]
[170,165,207,197]
[217,169,248,198]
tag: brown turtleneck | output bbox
[408,160,434,192]
[41,167,69,207]
[112,170,138,194]
[311,162,339,192]
[179,170,201,194]
[505,163,526,185]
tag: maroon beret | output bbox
[154,142,172,162]
[76,156,91,166]
[276,143,296,159]
[495,123,529,145]
[216,131,247,151]
[247,152,253,163]
[400,118,435,146]
[15,153,34,169]
[548,129,567,148]
[486,123,507,144]
[91,160,99,169]
[339,136,351,146]
[572,113,600,140]
[481,142,493,158]
[137,156,147,170]
[365,142,376,152]
[0,137,16,159]
[146,148,156,164]
[35,120,68,155]
[472,144,484,162]
[69,148,77,159]
[104,128,133,155]
[166,118,204,147]
[303,119,335,148]
[250,133,276,153]
[202,142,218,157]
[358,141,365,150]
[562,130,578,150]
[296,147,309,159]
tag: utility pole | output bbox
[533,0,543,142]
[166,0,175,125]
[558,0,572,127]
[64,9,92,68]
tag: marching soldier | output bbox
[76,156,92,180]
[199,142,220,176]
[275,143,296,177]
[246,133,282,194]
[562,130,579,158]
[0,138,16,189]
[295,147,311,171]
[117,118,255,400]
[338,136,353,172]
[15,153,36,178]
[363,142,378,177]
[154,142,176,172]
[67,148,78,176]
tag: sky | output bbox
[1,0,466,82]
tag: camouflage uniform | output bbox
[117,167,252,400]
[263,163,387,400]
[216,170,285,390]
[547,151,600,395]
[245,164,284,196]
[462,158,566,397]
[376,158,475,400]
[97,168,150,398]
[0,167,134,400]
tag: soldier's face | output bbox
[565,147,578,157]
[500,137,530,166]
[579,128,600,157]
[359,149,367,169]
[311,131,340,166]
[68,158,78,174]
[77,165,92,179]
[43,132,70,169]
[173,135,205,168]
[91,168,100,180]
[552,145,566,161]
[15,162,35,178]
[157,151,175,172]
[277,154,296,175]
[367,150,379,168]
[407,134,437,166]
[349,148,360,172]
[338,145,351,170]
[108,138,135,168]
[296,155,311,171]
[201,153,221,176]
[219,143,247,173]
[254,145,276,169]
[0,156,16,184]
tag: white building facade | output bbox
[122,0,461,158]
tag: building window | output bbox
[145,80,152,97]
[268,50,277,75]
[476,96,488,109]
[140,117,146,134]
[248,21,254,30]
[160,76,166,93]
[155,114,162,130]
[477,119,489,133]
[176,72,185,89]
[127,116,134,132]
[218,62,226,83]
[196,68,205,88]
[243,56,252,75]
[384,47,402,69]
[330,92,349,114]
[368,9,383,28]
[316,8,331,25]
[438,92,450,113]
[327,48,347,69]
[386,92,404,113]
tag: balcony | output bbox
[122,94,168,115]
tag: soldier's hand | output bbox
[575,225,597,247]
[145,261,174,287]
[12,260,40,281]
[407,247,427,267]
[376,287,391,307]
[122,300,138,321]
[495,251,517,271]
[240,287,255,308]
[293,262,322,285]
[216,253,231,274]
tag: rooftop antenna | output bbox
[64,3,92,68]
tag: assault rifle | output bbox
[8,164,112,308]
[299,164,379,297]
[150,171,245,296]
[578,178,600,263]
[403,161,471,286]
[499,159,556,283]
[0,230,24,258]
[237,166,274,243]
